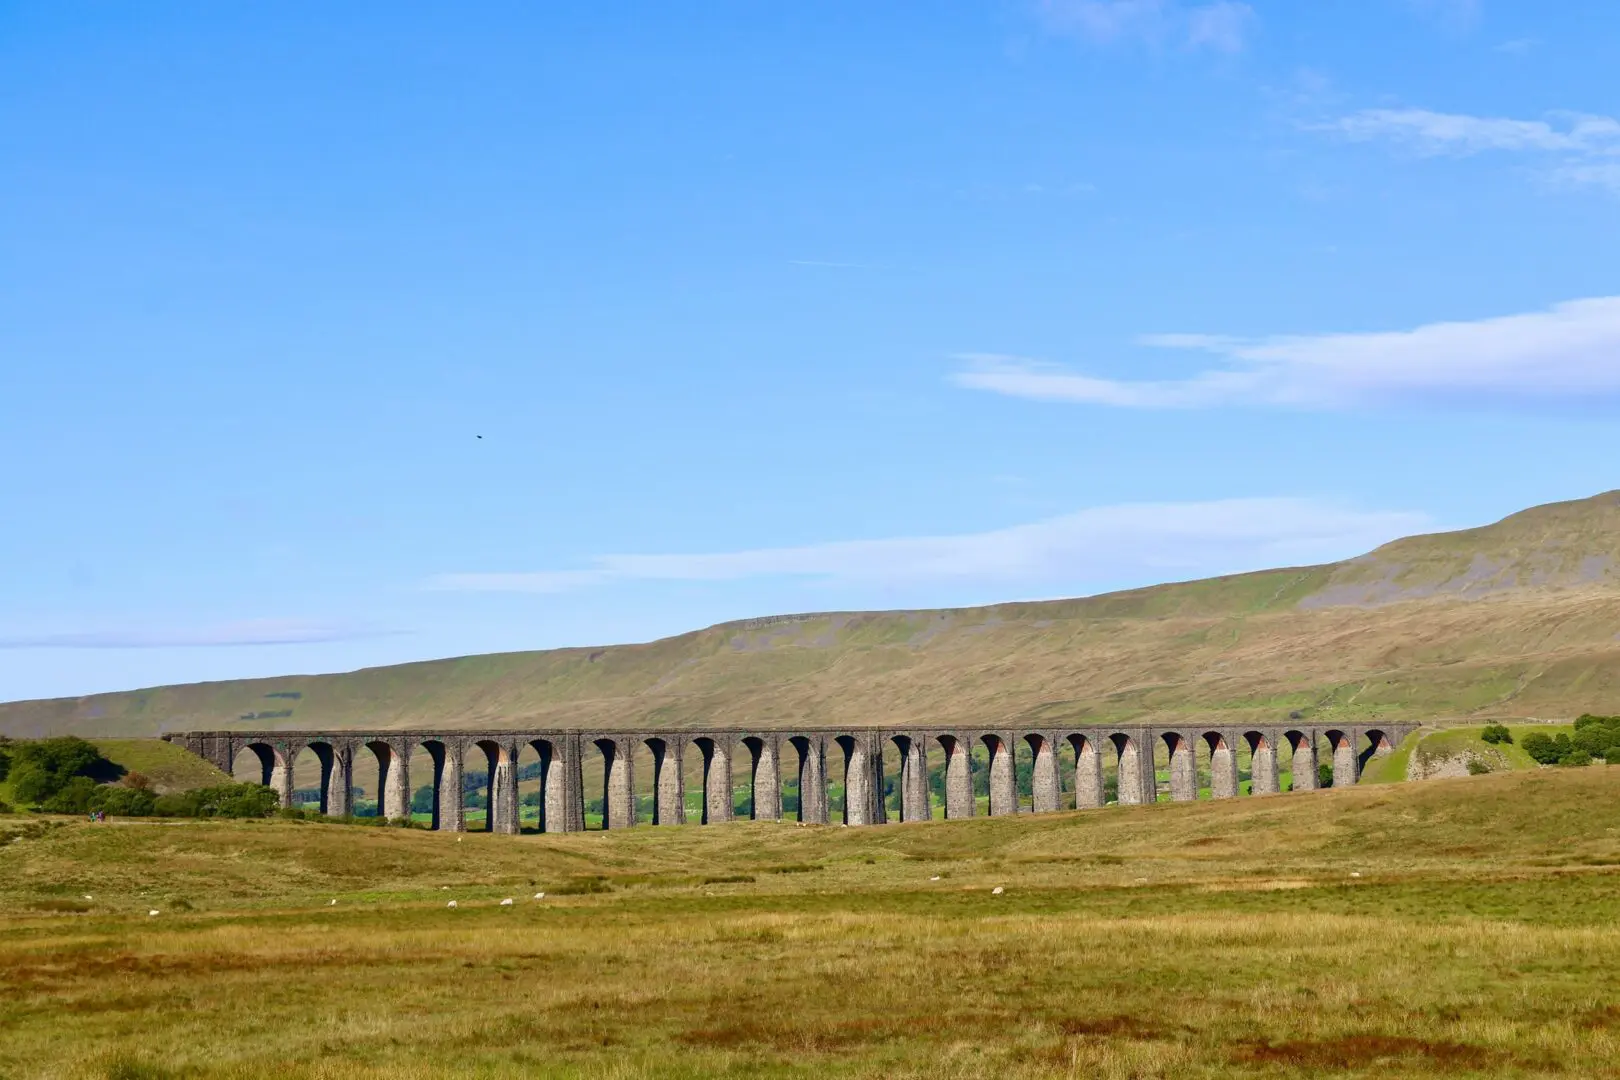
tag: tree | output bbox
[1480,724,1513,745]
[1521,733,1567,766]
[411,785,436,815]
[41,776,101,814]
[9,737,115,804]
[0,737,11,782]
[1317,763,1334,788]
[1574,726,1613,757]
[94,785,157,817]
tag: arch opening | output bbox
[514,741,543,832]
[784,736,818,823]
[230,742,277,788]
[462,740,502,832]
[1360,729,1394,772]
[1012,736,1035,813]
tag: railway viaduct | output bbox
[167,722,1414,832]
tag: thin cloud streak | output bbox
[0,619,403,650]
[1328,107,1620,155]
[952,296,1620,410]
[430,498,1431,595]
[1322,107,1620,193]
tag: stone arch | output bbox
[1111,733,1146,805]
[740,736,781,821]
[593,737,634,830]
[300,739,348,816]
[231,741,278,788]
[1244,731,1278,794]
[1023,733,1060,813]
[1359,728,1394,771]
[886,733,929,823]
[1283,729,1316,791]
[1161,731,1195,802]
[1324,728,1356,787]
[462,739,506,832]
[785,735,826,824]
[1202,732,1237,799]
[640,736,683,825]
[361,740,410,820]
[936,734,973,819]
[980,733,1016,816]
[833,734,877,826]
[1069,733,1104,809]
[405,739,450,830]
[689,736,732,824]
[526,737,568,832]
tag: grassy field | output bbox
[9,492,1620,741]
[5,766,1620,1078]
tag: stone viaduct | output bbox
[167,722,1414,833]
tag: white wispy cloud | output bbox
[429,498,1430,595]
[951,296,1620,410]
[1037,0,1256,53]
[0,619,401,650]
[1329,108,1620,155]
[1322,107,1620,193]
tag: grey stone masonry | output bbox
[169,722,1417,832]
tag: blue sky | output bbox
[3,0,1619,701]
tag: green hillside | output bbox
[7,491,1620,739]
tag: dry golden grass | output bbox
[4,766,1620,1078]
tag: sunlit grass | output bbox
[4,766,1619,1078]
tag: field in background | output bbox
[9,493,1620,741]
[4,766,1620,1078]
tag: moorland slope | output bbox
[6,491,1620,739]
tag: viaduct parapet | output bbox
[167,722,1414,833]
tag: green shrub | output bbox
[41,776,101,814]
[1575,726,1614,756]
[1560,749,1594,767]
[1606,746,1620,765]
[0,736,11,782]
[1467,758,1492,775]
[1522,733,1568,765]
[150,783,279,819]
[0,799,13,814]
[93,785,156,817]
[9,737,118,804]
[1317,763,1334,789]
[1480,724,1513,745]
[1575,713,1620,730]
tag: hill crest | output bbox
[6,490,1620,738]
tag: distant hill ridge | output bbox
[6,490,1620,739]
